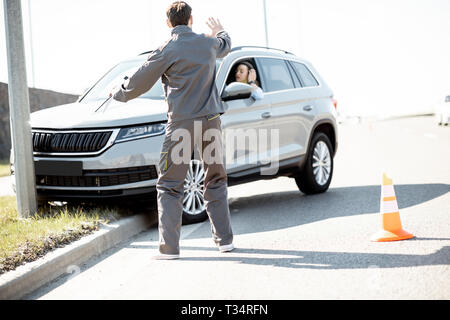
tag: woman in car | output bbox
[235,61,264,100]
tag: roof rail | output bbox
[231,46,294,55]
[139,50,154,55]
[141,47,293,56]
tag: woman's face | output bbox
[235,64,249,83]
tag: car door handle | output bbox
[303,105,314,112]
[261,112,272,119]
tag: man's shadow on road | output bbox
[168,245,450,270]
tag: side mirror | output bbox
[221,82,253,101]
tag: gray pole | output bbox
[27,0,36,88]
[263,0,269,47]
[3,0,37,218]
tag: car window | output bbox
[224,58,261,88]
[257,58,295,92]
[286,62,302,88]
[291,62,319,87]
[445,96,450,103]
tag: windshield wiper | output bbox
[95,96,113,113]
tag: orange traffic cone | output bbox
[371,173,414,242]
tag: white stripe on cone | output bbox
[381,200,399,214]
[382,185,396,197]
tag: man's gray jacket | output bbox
[113,25,231,122]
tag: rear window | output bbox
[258,58,295,92]
[291,62,319,87]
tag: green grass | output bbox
[0,161,10,178]
[0,196,122,274]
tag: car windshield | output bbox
[80,60,165,103]
[81,58,224,103]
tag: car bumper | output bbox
[30,135,164,201]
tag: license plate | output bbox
[34,160,83,176]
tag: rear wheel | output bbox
[295,132,334,195]
[182,159,208,224]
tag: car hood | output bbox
[30,98,168,129]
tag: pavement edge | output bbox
[0,213,158,300]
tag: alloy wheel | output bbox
[312,141,331,186]
[183,160,206,216]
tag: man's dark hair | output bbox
[166,1,192,27]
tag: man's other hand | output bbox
[110,86,120,98]
[206,17,224,37]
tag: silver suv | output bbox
[11,46,338,224]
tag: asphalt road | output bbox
[27,115,450,300]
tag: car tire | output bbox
[295,132,334,195]
[37,200,48,208]
[182,159,208,225]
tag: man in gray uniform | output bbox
[112,1,233,260]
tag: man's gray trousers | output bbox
[156,114,233,255]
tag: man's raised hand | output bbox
[206,17,224,37]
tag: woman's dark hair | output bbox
[237,61,259,86]
[166,1,192,27]
[238,61,255,71]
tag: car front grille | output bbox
[32,131,113,153]
[36,165,158,187]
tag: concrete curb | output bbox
[0,213,158,300]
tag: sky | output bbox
[1,0,450,117]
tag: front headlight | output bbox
[115,123,166,143]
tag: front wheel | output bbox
[182,160,208,224]
[295,132,334,195]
